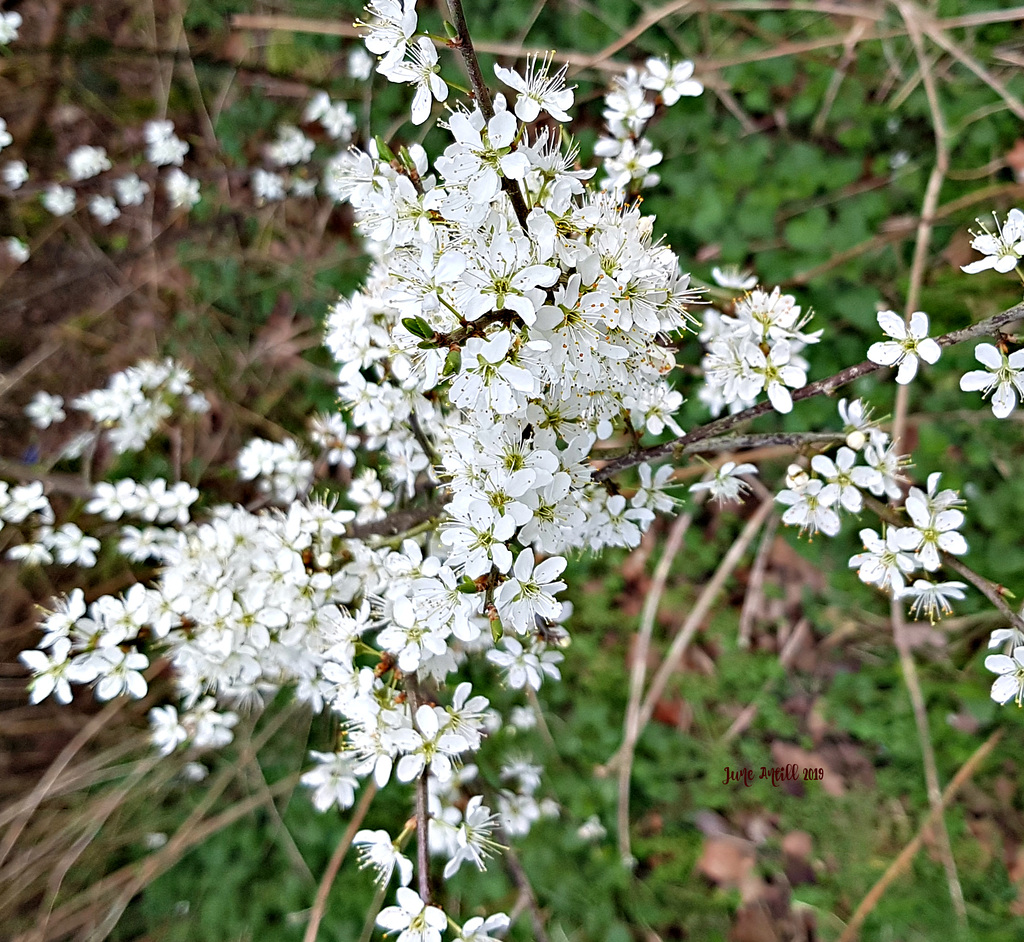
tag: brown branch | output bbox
[594,300,1024,482]
[443,0,531,229]
[303,782,378,942]
[344,498,448,541]
[404,677,432,904]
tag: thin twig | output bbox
[0,699,129,872]
[837,729,1002,942]
[602,499,773,775]
[443,0,531,229]
[887,4,964,921]
[498,829,551,942]
[404,677,433,903]
[594,300,1024,482]
[737,511,779,649]
[617,503,700,863]
[302,782,378,942]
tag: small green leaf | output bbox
[374,135,396,162]
[443,348,461,376]
[402,316,433,340]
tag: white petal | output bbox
[992,382,1017,418]
[937,531,967,555]
[877,310,905,338]
[767,382,792,413]
[991,674,1020,704]
[974,343,1002,369]
[985,654,1016,674]
[960,369,994,392]
[867,341,903,366]
[895,355,919,384]
[917,337,941,364]
[908,311,930,338]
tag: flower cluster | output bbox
[594,57,702,194]
[700,286,821,415]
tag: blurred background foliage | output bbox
[2,0,1024,940]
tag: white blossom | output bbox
[961,209,1024,274]
[866,310,940,384]
[960,342,1024,418]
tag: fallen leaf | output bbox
[697,835,756,888]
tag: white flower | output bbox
[810,447,879,513]
[961,209,1024,274]
[711,265,756,290]
[300,750,361,811]
[267,125,315,166]
[42,184,76,216]
[495,550,566,635]
[6,237,28,264]
[376,888,446,942]
[114,173,150,206]
[436,110,530,208]
[49,523,100,567]
[251,168,285,204]
[577,814,607,841]
[742,340,806,413]
[390,37,448,126]
[460,913,511,942]
[24,391,65,430]
[837,397,875,450]
[900,580,967,623]
[353,829,413,886]
[989,617,1024,651]
[393,704,469,784]
[149,705,188,755]
[776,479,840,537]
[3,481,51,523]
[94,648,149,700]
[67,145,111,181]
[494,53,575,123]
[642,58,703,105]
[348,47,374,81]
[3,159,28,189]
[487,637,562,690]
[689,461,757,504]
[960,342,1024,418]
[164,168,200,209]
[867,310,941,384]
[633,462,677,514]
[20,639,73,704]
[896,479,968,571]
[144,120,188,166]
[849,527,918,594]
[449,330,538,415]
[359,0,417,76]
[443,795,499,878]
[0,10,22,45]
[985,646,1024,706]
[89,195,120,225]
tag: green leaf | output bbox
[402,316,433,340]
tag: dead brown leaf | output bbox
[697,834,757,888]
